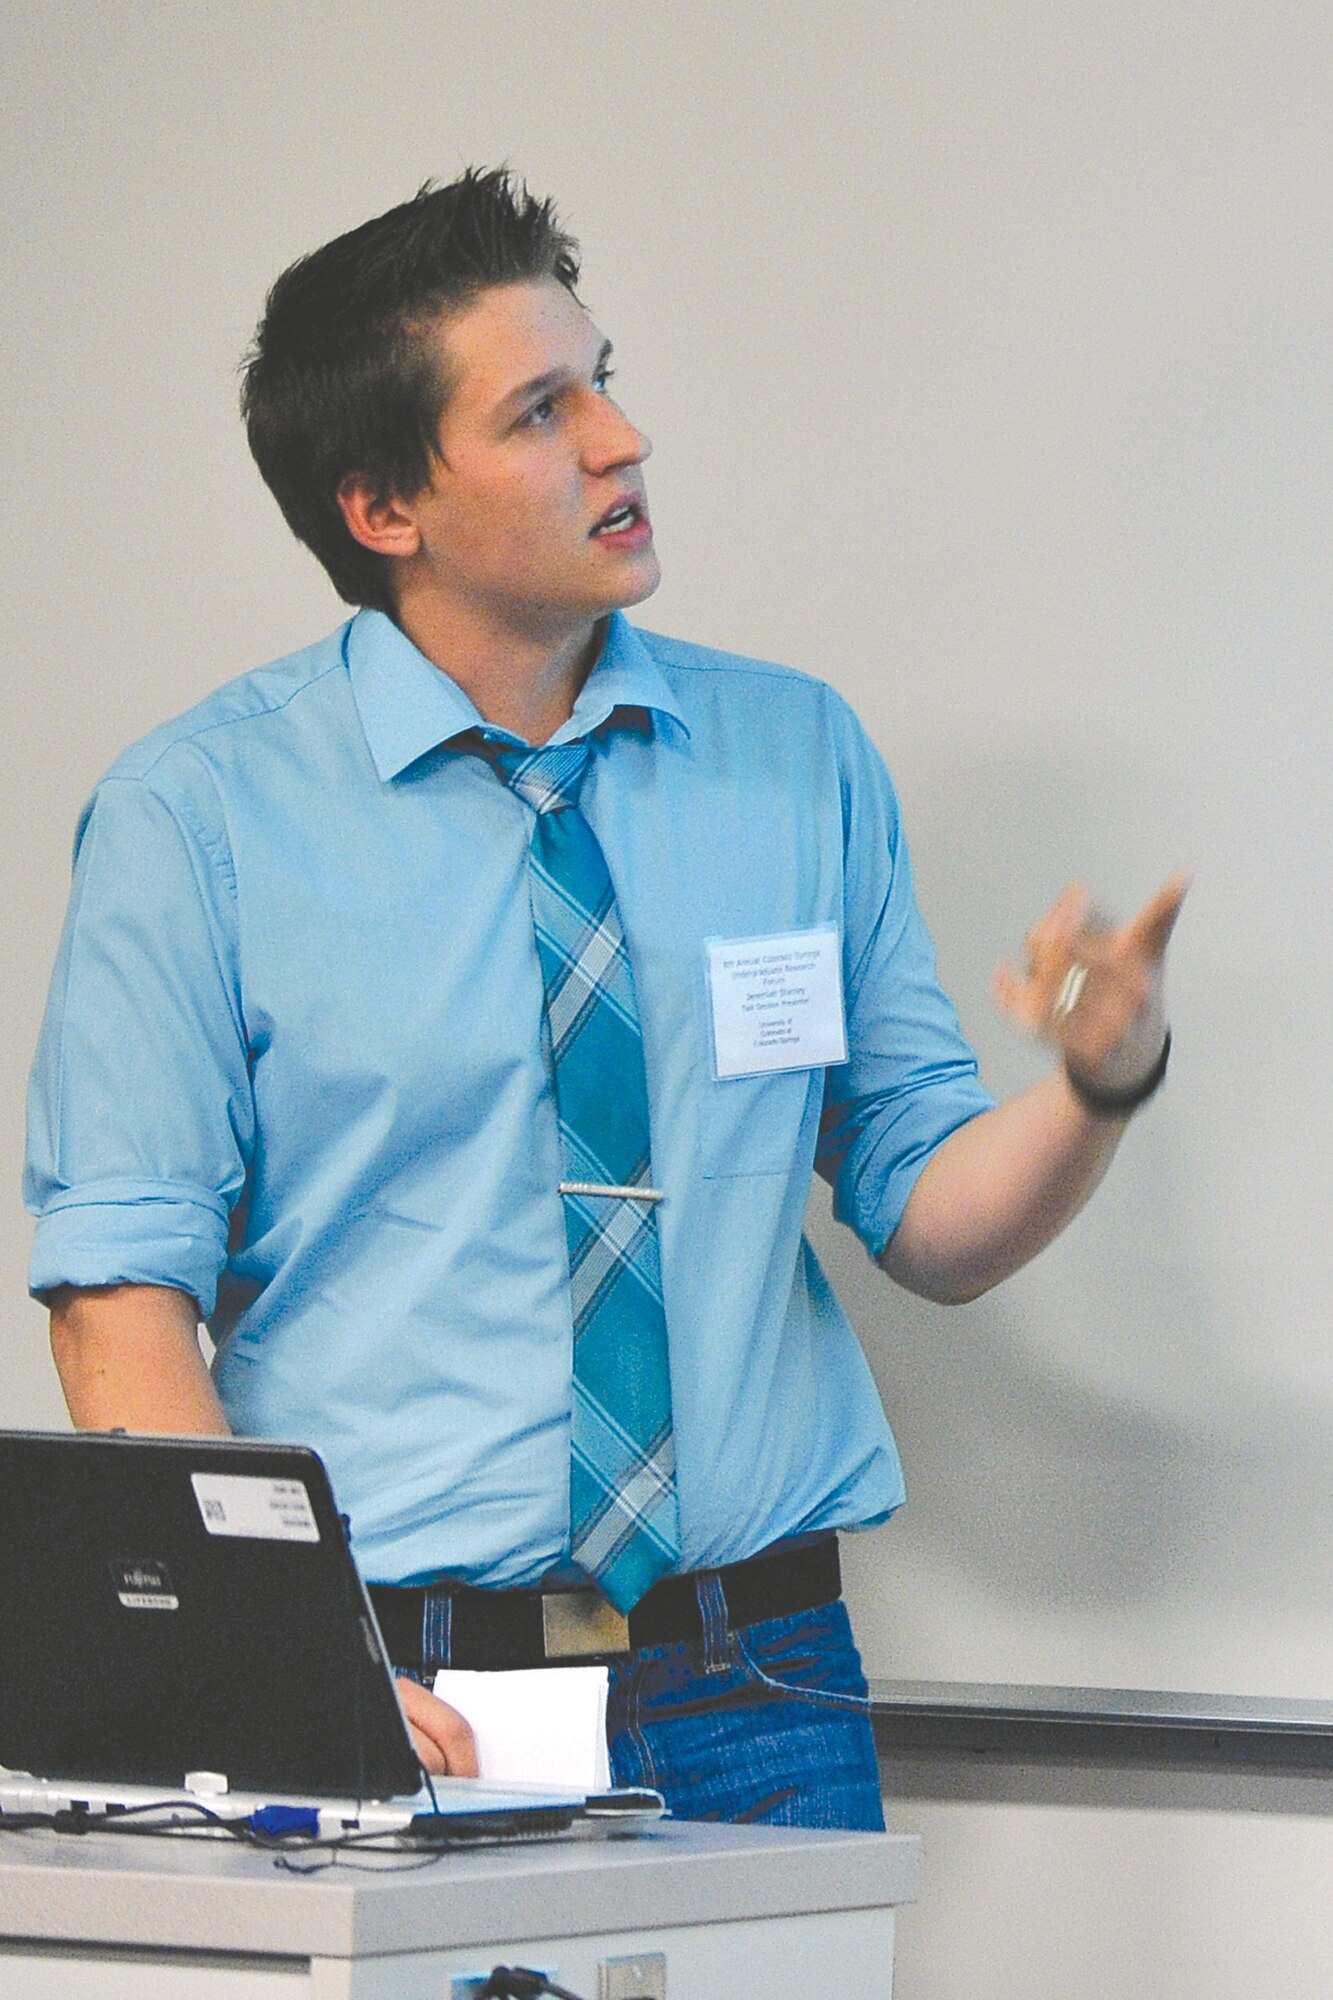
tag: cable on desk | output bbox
[0,1799,526,1873]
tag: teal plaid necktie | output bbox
[484,736,680,1613]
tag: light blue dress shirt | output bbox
[26,611,992,1586]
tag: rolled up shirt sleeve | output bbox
[816,699,994,1258]
[25,773,253,1317]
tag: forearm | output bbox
[879,1069,1127,1304]
[49,1283,231,1435]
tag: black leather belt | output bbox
[368,1534,841,1673]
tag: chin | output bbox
[615,554,662,610]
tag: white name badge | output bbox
[706,926,848,1079]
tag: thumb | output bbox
[1126,871,1191,962]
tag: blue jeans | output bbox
[605,1589,884,1830]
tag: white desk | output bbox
[0,1819,919,1997]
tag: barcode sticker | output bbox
[190,1473,320,1543]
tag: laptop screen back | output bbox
[0,1431,421,1801]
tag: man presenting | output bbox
[26,170,1184,1828]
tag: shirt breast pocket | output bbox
[696,1064,822,1179]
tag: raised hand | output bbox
[993,873,1189,1100]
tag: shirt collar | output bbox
[345,609,688,782]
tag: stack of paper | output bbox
[432,1666,611,1792]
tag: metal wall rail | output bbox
[871,1682,1333,1814]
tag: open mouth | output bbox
[591,499,646,538]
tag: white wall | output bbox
[4,6,1331,1995]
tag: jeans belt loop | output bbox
[421,1589,453,1673]
[697,1571,733,1675]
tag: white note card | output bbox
[190,1473,320,1543]
[706,925,847,1078]
[432,1666,610,1793]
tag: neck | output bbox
[394,589,604,745]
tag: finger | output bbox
[434,1706,479,1778]
[395,1676,480,1778]
[1024,881,1090,963]
[407,1719,447,1776]
[1124,870,1191,960]
[409,1712,480,1779]
[993,960,1045,1030]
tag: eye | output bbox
[522,395,557,428]
[593,364,616,394]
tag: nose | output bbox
[582,393,652,472]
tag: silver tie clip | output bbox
[559,1181,665,1204]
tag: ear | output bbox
[336,475,422,560]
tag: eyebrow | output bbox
[498,339,614,420]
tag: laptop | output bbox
[0,1430,661,1846]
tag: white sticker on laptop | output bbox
[190,1473,321,1543]
[706,925,847,1078]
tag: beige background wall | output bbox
[5,5,1332,1994]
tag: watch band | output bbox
[1065,1029,1172,1118]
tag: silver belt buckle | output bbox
[541,1587,630,1659]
